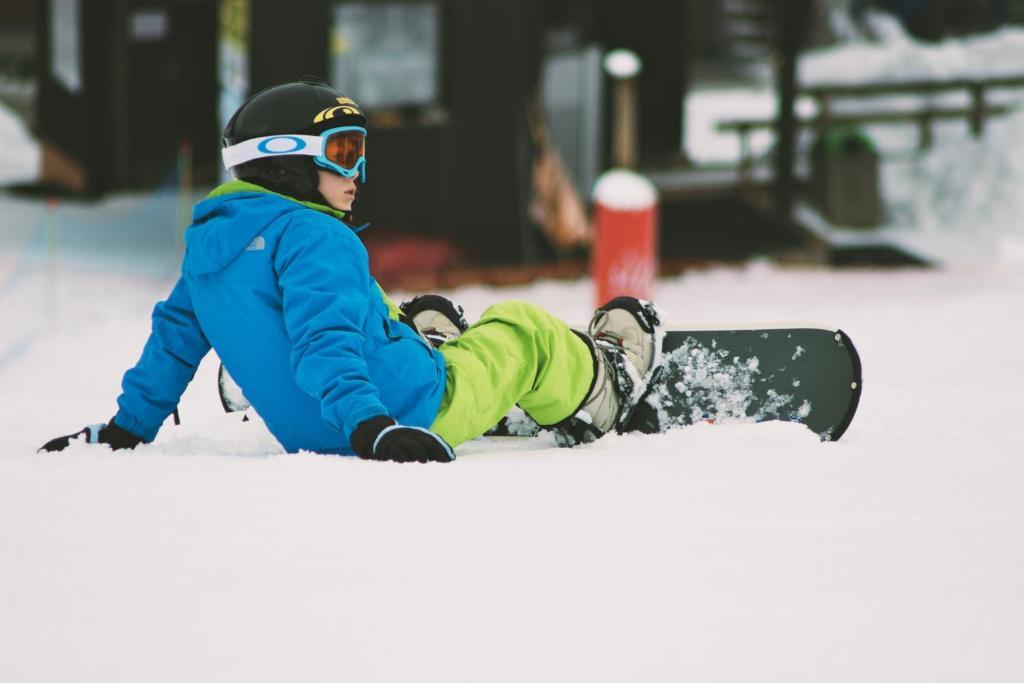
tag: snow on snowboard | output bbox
[488,327,863,442]
[219,327,862,443]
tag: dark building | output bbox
[34,0,689,266]
[0,0,35,122]
[35,1,219,194]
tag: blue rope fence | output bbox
[0,212,48,373]
[0,163,195,375]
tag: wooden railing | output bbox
[718,75,1024,180]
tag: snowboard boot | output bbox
[399,294,469,348]
[554,297,661,445]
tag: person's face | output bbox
[317,169,358,212]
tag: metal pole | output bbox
[604,49,642,169]
[774,0,814,220]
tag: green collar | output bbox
[206,179,349,222]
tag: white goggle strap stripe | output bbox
[221,135,325,170]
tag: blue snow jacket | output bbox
[112,181,447,454]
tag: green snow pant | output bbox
[429,301,595,447]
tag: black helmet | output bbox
[222,77,367,205]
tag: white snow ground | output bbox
[2,254,1023,682]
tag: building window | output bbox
[330,2,440,110]
[50,0,82,93]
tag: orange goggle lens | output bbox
[323,130,366,170]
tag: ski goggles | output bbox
[221,126,367,180]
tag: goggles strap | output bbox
[222,135,325,170]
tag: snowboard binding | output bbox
[399,294,469,348]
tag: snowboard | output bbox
[219,327,863,442]
[489,327,863,442]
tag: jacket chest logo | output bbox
[246,236,266,252]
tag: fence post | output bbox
[917,110,934,150]
[969,82,986,138]
[738,124,753,185]
[814,92,833,134]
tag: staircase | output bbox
[719,0,777,67]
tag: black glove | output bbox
[350,415,455,464]
[39,420,144,453]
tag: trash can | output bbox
[591,169,658,307]
[811,127,883,228]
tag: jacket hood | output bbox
[184,180,349,276]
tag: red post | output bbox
[591,170,659,307]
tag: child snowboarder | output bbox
[40,78,661,463]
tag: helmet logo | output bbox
[314,97,363,124]
[256,136,307,154]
